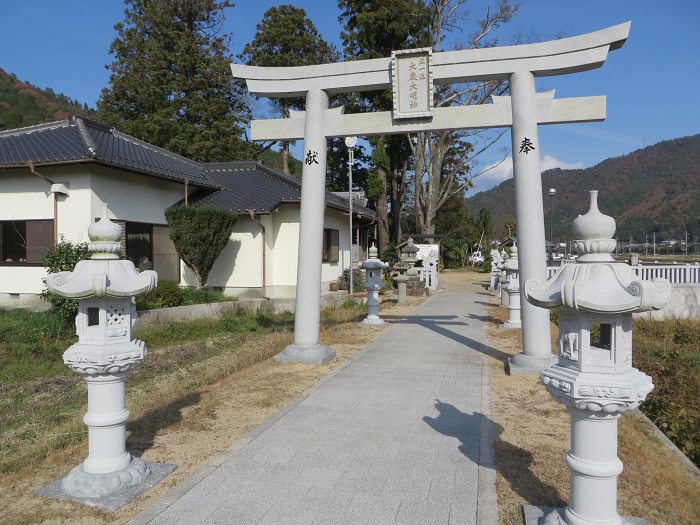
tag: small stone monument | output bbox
[501,243,521,329]
[43,205,164,502]
[524,191,671,525]
[393,258,409,306]
[402,238,426,296]
[500,250,510,308]
[359,243,390,325]
[489,248,504,291]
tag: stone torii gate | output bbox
[231,23,631,369]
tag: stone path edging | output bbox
[629,409,700,482]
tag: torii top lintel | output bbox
[231,22,630,99]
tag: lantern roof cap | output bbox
[46,206,157,299]
[402,238,419,254]
[360,244,390,271]
[525,190,670,314]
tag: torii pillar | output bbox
[231,22,631,369]
[277,89,335,365]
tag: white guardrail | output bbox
[546,263,700,286]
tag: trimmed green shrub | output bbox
[166,206,237,289]
[40,238,91,326]
[137,279,183,309]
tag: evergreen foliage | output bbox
[165,206,237,289]
[97,0,252,162]
[338,0,431,252]
[240,4,337,175]
[39,238,92,325]
[0,68,95,130]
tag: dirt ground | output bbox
[2,270,698,524]
[0,294,428,525]
[481,276,700,525]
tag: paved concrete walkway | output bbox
[130,280,496,525]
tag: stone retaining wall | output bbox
[134,292,366,330]
[633,285,700,321]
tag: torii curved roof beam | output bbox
[231,22,630,98]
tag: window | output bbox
[0,220,53,264]
[591,323,612,350]
[322,228,339,263]
[125,222,152,268]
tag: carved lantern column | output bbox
[489,249,504,291]
[525,191,670,525]
[502,243,521,329]
[359,243,390,325]
[46,205,158,498]
[393,260,409,306]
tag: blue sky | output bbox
[1,1,698,193]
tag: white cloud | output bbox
[470,155,585,195]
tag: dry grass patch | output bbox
[0,294,426,525]
[481,290,700,525]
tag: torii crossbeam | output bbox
[231,22,631,370]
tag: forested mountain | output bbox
[0,67,95,130]
[467,135,700,241]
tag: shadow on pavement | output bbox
[423,399,566,509]
[381,314,512,362]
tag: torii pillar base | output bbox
[275,344,336,366]
[508,353,558,376]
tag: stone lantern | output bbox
[489,248,504,291]
[393,258,410,306]
[359,243,390,325]
[524,191,670,525]
[46,205,158,498]
[501,243,521,329]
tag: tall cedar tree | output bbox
[165,206,237,289]
[338,0,431,253]
[240,5,337,175]
[97,0,252,162]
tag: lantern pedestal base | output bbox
[523,506,647,525]
[62,455,149,498]
[37,461,176,511]
[361,316,386,326]
[275,343,336,365]
[508,353,557,375]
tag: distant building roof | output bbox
[193,161,374,219]
[0,116,216,188]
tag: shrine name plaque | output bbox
[391,48,433,119]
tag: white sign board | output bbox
[391,48,433,119]
[415,243,439,262]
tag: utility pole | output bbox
[345,136,357,295]
[653,232,656,256]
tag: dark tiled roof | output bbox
[195,161,375,219]
[0,117,216,188]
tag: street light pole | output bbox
[345,136,357,294]
[548,187,556,261]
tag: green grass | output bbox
[0,309,75,382]
[0,302,364,473]
[633,319,700,466]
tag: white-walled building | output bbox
[0,117,374,306]
[184,162,374,298]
